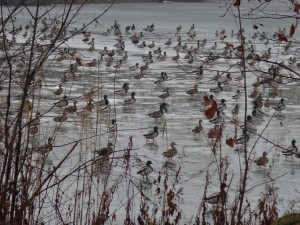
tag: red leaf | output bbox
[226,137,235,147]
[233,0,241,7]
[295,3,300,12]
[277,33,288,42]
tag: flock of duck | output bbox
[1,12,300,204]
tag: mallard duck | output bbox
[241,115,255,129]
[29,124,39,135]
[101,99,110,111]
[148,103,168,119]
[253,105,265,118]
[36,137,53,154]
[164,38,172,46]
[109,119,117,134]
[204,183,227,205]
[137,160,153,177]
[232,90,241,100]
[95,95,108,107]
[186,84,198,96]
[54,95,68,108]
[201,94,214,107]
[209,110,222,125]
[95,142,114,159]
[254,151,269,168]
[115,82,129,96]
[143,126,159,142]
[217,99,226,112]
[172,50,180,61]
[158,88,170,100]
[282,140,298,158]
[154,72,168,85]
[210,82,223,94]
[124,92,136,105]
[231,104,239,117]
[157,52,167,61]
[53,110,68,123]
[235,129,249,144]
[192,119,203,137]
[163,142,178,159]
[54,84,63,96]
[129,63,139,72]
[273,98,286,113]
[148,40,155,49]
[142,51,152,60]
[84,98,95,111]
[65,100,78,114]
[220,73,232,85]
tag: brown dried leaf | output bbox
[290,23,296,37]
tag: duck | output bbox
[101,99,110,111]
[29,124,39,135]
[54,84,63,96]
[137,160,153,177]
[157,52,167,61]
[147,40,155,49]
[171,50,180,61]
[204,183,227,205]
[232,90,241,100]
[154,72,168,85]
[241,115,255,130]
[124,92,136,105]
[129,63,139,72]
[192,119,203,137]
[158,88,170,101]
[36,137,53,154]
[220,72,232,85]
[217,99,226,112]
[210,82,223,94]
[109,119,117,134]
[95,142,114,160]
[86,59,97,68]
[254,151,269,168]
[209,110,223,125]
[95,95,108,107]
[235,129,249,144]
[162,142,178,159]
[54,95,68,108]
[231,104,239,117]
[282,140,298,158]
[186,84,198,97]
[201,94,214,107]
[147,103,168,119]
[115,82,129,96]
[53,110,68,123]
[164,38,172,46]
[273,98,286,113]
[84,98,95,111]
[122,51,128,62]
[143,126,159,142]
[65,100,78,114]
[137,41,146,49]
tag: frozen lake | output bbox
[1,0,300,224]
